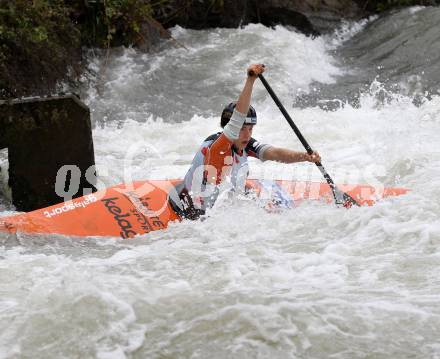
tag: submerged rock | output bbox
[255,0,362,34]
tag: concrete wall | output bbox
[0,95,96,211]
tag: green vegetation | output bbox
[0,0,80,98]
[0,0,170,99]
[72,0,170,47]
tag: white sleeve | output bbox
[258,144,273,162]
[223,109,246,140]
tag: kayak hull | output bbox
[0,179,408,238]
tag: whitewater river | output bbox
[1,6,440,358]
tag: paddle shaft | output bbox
[257,74,339,191]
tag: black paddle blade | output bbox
[332,186,360,208]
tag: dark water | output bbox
[295,6,440,109]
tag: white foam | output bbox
[2,22,440,359]
[327,16,378,48]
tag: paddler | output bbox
[170,64,321,219]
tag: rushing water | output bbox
[1,6,440,359]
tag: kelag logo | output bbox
[101,197,137,239]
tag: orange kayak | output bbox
[0,179,408,238]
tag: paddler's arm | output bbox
[222,63,265,141]
[234,64,265,115]
[262,147,321,164]
[204,64,266,185]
